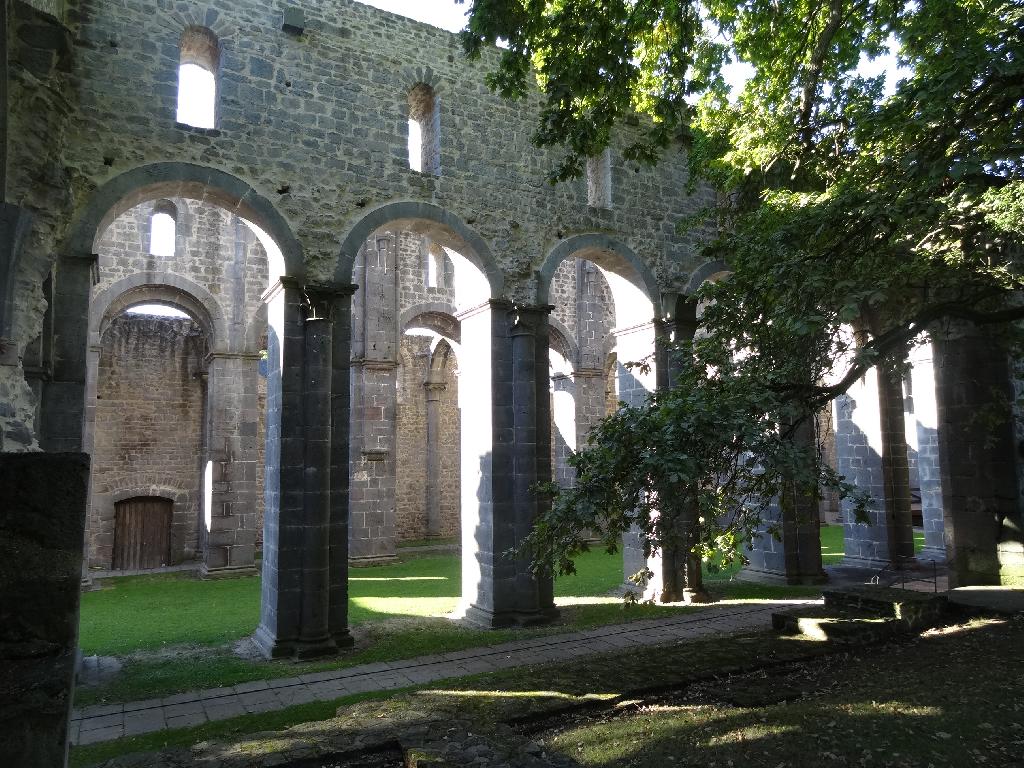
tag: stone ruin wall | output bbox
[87,199,269,567]
[395,336,460,542]
[89,315,207,568]
[4,0,716,452]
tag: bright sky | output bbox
[358,0,469,31]
[358,1,905,97]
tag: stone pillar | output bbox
[200,352,261,577]
[256,279,352,658]
[328,287,355,648]
[424,379,445,536]
[909,342,945,561]
[296,291,335,657]
[550,372,576,488]
[877,361,917,564]
[457,301,555,627]
[742,413,827,585]
[653,300,711,600]
[39,253,96,452]
[0,452,89,768]
[348,234,399,563]
[348,360,398,562]
[613,319,682,599]
[934,322,1020,586]
[835,360,916,570]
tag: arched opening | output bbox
[177,26,220,129]
[84,196,275,578]
[148,200,178,257]
[90,297,209,573]
[539,237,665,600]
[408,83,441,175]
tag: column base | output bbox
[841,555,917,572]
[293,637,339,660]
[679,587,712,604]
[918,546,947,563]
[457,602,559,629]
[737,567,828,586]
[200,563,258,579]
[349,554,400,567]
[252,626,344,660]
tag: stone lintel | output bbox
[205,351,262,362]
[351,357,398,371]
[571,367,605,379]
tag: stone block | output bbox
[0,453,89,768]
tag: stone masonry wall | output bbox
[95,198,269,337]
[7,0,717,451]
[88,315,207,567]
[395,335,460,541]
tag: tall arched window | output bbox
[177,26,220,129]
[408,83,441,175]
[149,200,178,257]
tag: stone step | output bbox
[771,605,900,643]
[822,586,947,631]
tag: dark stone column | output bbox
[295,289,335,658]
[255,279,302,657]
[328,287,355,648]
[39,253,96,452]
[424,379,445,536]
[877,362,917,565]
[934,322,1020,586]
[651,297,710,601]
[258,280,355,658]
[458,301,555,627]
[0,452,89,768]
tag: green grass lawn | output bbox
[76,546,821,705]
[82,525,929,705]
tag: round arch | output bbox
[400,301,461,343]
[536,233,662,314]
[65,162,303,278]
[336,201,503,297]
[547,316,579,369]
[685,259,731,295]
[89,272,227,349]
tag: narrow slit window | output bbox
[408,83,441,175]
[586,148,613,209]
[149,201,177,257]
[177,26,220,129]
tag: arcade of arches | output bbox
[2,1,1022,761]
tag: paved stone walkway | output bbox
[70,600,814,746]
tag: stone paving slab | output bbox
[70,601,811,746]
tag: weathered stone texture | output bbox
[0,452,88,768]
[2,2,74,451]
[395,335,460,541]
[88,315,207,568]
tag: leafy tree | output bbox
[459,0,1024,578]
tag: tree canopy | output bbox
[458,0,1024,578]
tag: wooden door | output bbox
[112,497,172,570]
